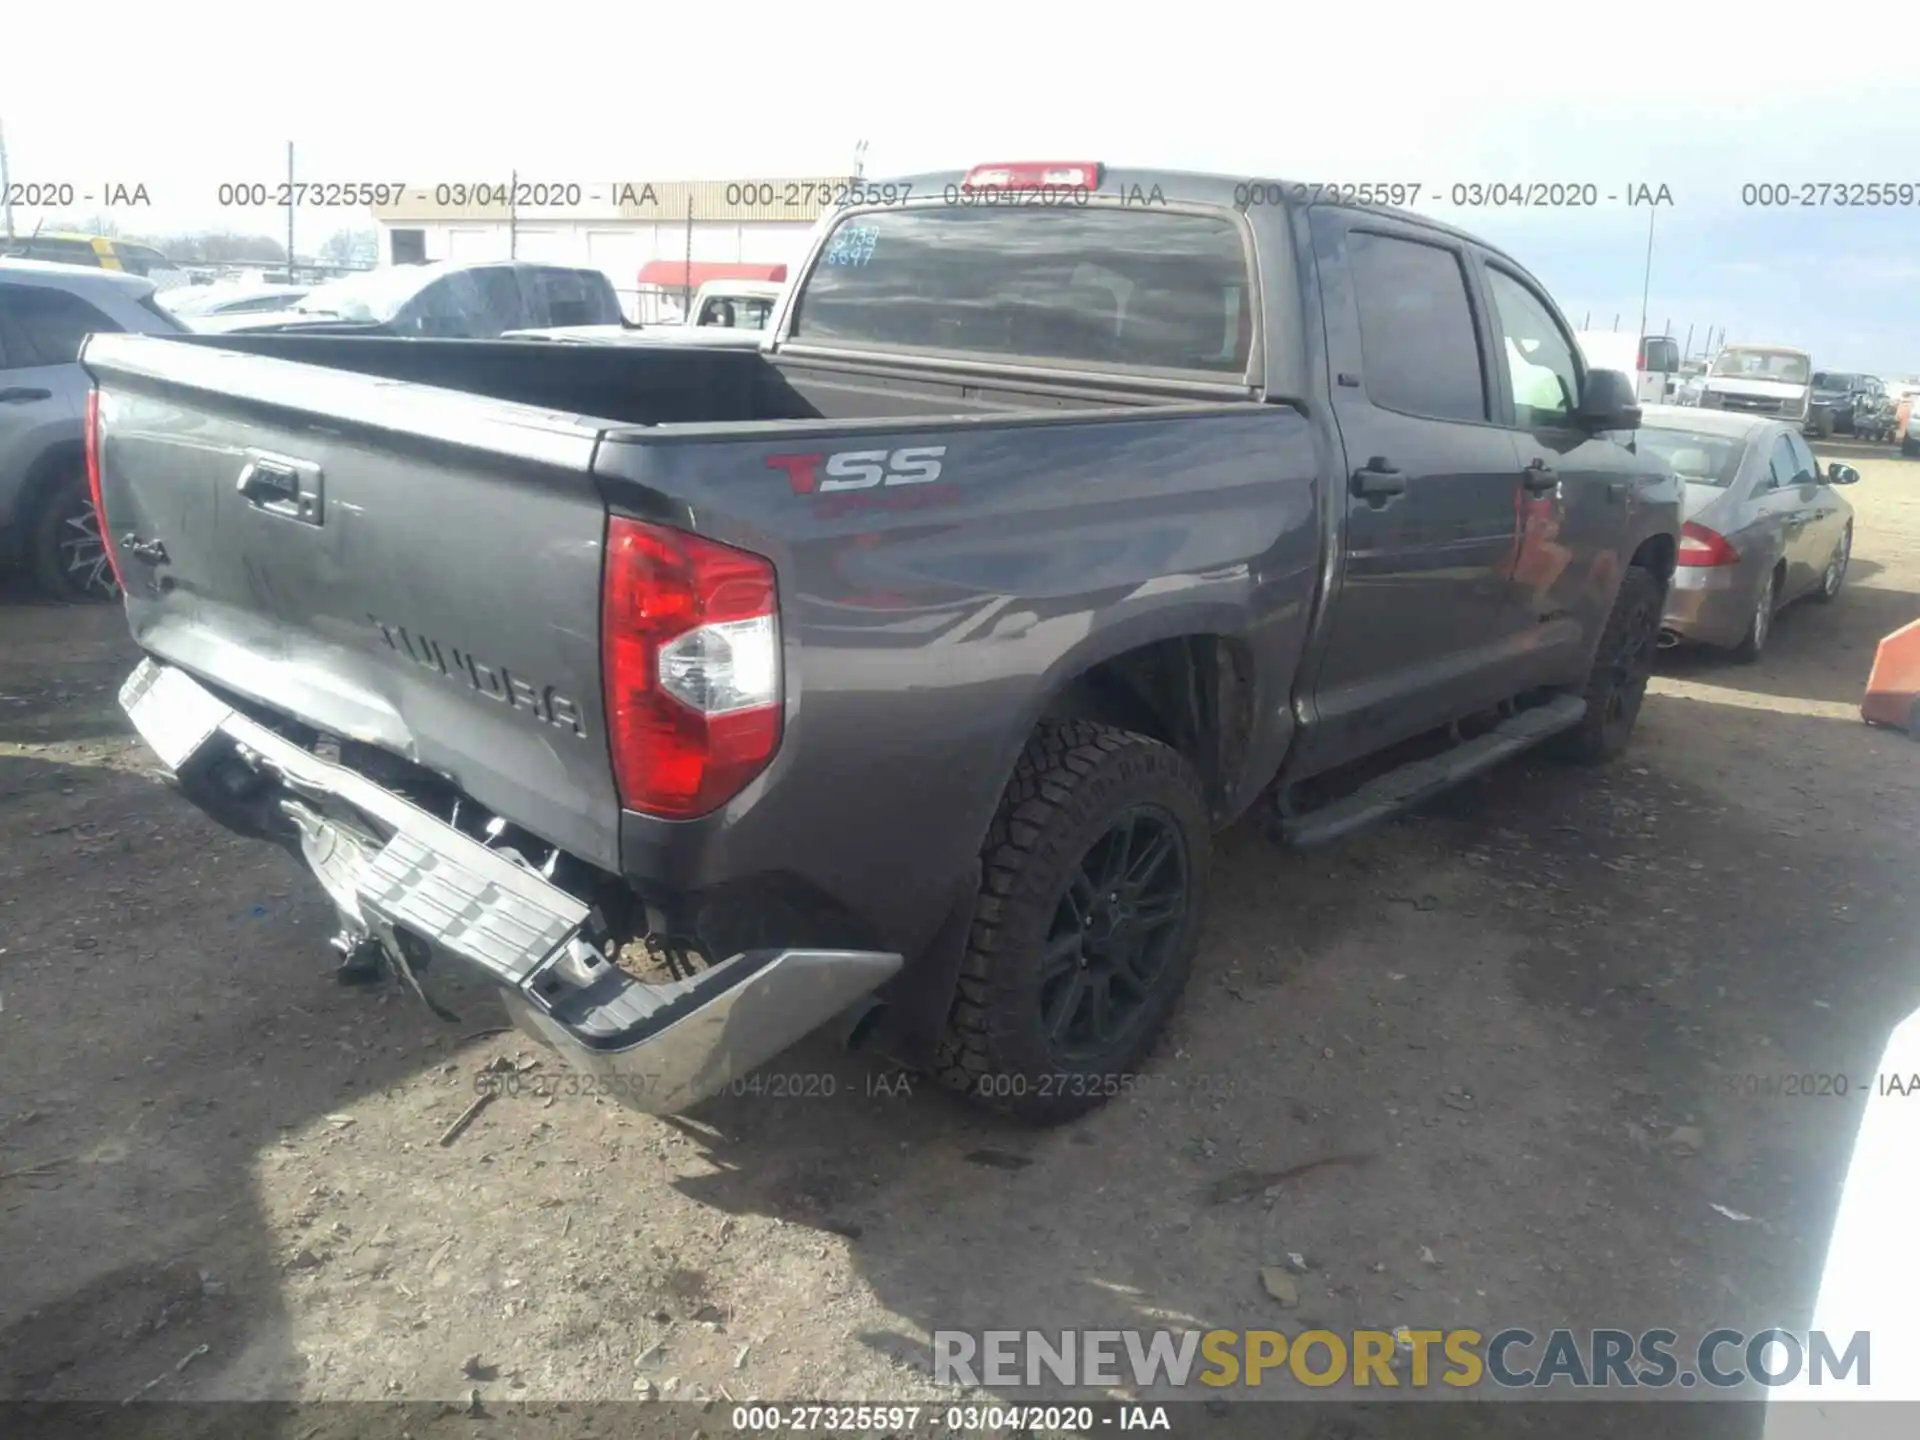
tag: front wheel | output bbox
[934,721,1211,1124]
[28,473,119,602]
[1553,565,1664,764]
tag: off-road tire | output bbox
[933,720,1211,1125]
[1553,565,1664,764]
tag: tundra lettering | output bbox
[369,615,586,736]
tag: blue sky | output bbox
[9,2,1919,373]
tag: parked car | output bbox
[1891,382,1920,456]
[163,283,310,324]
[1674,359,1710,406]
[0,233,191,293]
[0,258,185,599]
[687,278,784,331]
[1638,405,1858,661]
[1808,371,1891,438]
[86,162,1680,1124]
[1698,344,1815,431]
[1575,330,1680,404]
[195,260,625,339]
[1850,376,1898,443]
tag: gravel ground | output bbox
[5,449,1920,1431]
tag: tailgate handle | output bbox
[237,458,324,526]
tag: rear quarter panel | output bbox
[595,405,1321,958]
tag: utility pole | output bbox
[1636,205,1656,346]
[286,141,296,283]
[853,139,868,180]
[1684,322,1694,359]
[508,167,518,258]
[682,193,694,316]
[0,118,13,240]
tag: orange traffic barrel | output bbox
[1862,618,1920,735]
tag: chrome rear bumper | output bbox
[120,658,902,1114]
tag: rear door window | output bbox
[465,268,529,334]
[1786,431,1820,483]
[791,206,1253,376]
[1346,231,1487,424]
[0,283,124,365]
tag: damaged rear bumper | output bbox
[119,658,902,1114]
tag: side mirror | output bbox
[1576,368,1642,431]
[1827,462,1861,486]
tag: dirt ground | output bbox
[6,448,1920,1427]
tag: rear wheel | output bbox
[1733,569,1778,662]
[28,473,118,602]
[934,721,1210,1124]
[1812,526,1851,604]
[1815,410,1836,440]
[1553,565,1663,764]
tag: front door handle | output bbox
[1351,458,1407,503]
[0,386,52,403]
[1521,460,1559,493]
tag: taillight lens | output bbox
[1678,520,1740,567]
[602,516,781,819]
[84,388,126,592]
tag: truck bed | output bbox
[84,333,1297,906]
[168,332,1207,427]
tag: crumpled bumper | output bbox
[119,657,902,1114]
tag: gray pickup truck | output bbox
[87,164,1681,1123]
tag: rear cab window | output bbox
[534,267,622,327]
[789,205,1254,377]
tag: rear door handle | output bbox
[1351,458,1407,503]
[1521,460,1559,493]
[0,386,52,403]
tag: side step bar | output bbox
[1276,693,1587,848]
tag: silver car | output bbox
[1639,406,1859,660]
[1,259,186,598]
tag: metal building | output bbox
[369,177,840,320]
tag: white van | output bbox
[1697,344,1815,430]
[1575,331,1679,404]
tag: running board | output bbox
[1276,694,1588,848]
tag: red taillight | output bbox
[84,388,126,591]
[1678,520,1740,567]
[601,516,781,819]
[962,161,1103,192]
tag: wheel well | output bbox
[1038,635,1254,816]
[1631,533,1676,586]
[16,441,85,530]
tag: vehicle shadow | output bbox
[658,693,1913,1427]
[0,594,140,748]
[0,750,490,1409]
[1657,581,1919,710]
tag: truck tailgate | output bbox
[84,334,624,872]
